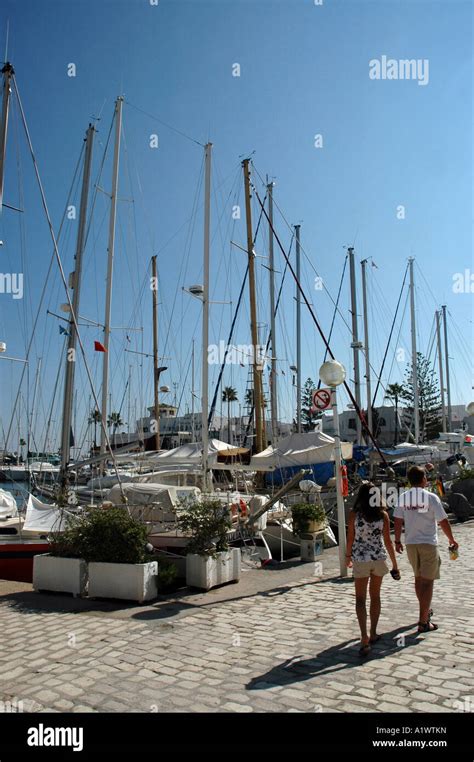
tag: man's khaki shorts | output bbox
[406,544,441,580]
[352,559,389,579]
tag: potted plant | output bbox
[291,502,327,535]
[33,518,88,597]
[34,506,158,602]
[82,506,158,603]
[178,498,241,591]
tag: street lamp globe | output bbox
[466,402,474,416]
[0,342,6,353]
[319,359,346,387]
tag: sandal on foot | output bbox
[418,620,438,633]
[359,644,371,656]
[369,635,382,644]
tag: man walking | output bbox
[394,465,459,632]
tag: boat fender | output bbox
[230,499,248,519]
[341,465,349,497]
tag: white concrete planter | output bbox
[33,554,88,597]
[186,548,241,591]
[88,561,158,603]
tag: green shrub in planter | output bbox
[291,502,326,535]
[51,506,149,565]
[177,499,232,558]
[49,516,87,559]
[157,557,178,591]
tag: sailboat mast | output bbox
[442,304,452,432]
[409,257,420,444]
[0,62,14,212]
[100,97,123,456]
[127,365,131,436]
[30,357,42,455]
[361,259,372,436]
[267,181,278,443]
[242,158,264,453]
[151,255,160,450]
[435,310,447,433]
[202,143,212,490]
[295,224,302,434]
[348,247,362,444]
[191,339,195,443]
[60,124,95,484]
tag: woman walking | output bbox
[346,482,400,656]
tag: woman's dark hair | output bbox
[352,482,385,522]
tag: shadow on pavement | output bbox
[246,624,422,691]
[0,575,324,622]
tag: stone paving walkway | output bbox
[0,521,473,713]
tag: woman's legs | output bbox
[354,577,370,646]
[368,574,383,640]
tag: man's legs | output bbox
[415,576,435,626]
[407,544,439,631]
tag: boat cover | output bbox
[0,489,18,519]
[250,431,353,471]
[23,494,72,533]
[107,482,201,509]
[145,439,234,466]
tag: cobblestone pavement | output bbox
[0,522,472,714]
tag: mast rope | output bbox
[207,266,249,429]
[316,255,348,390]
[371,263,409,407]
[124,100,205,148]
[2,140,85,454]
[251,181,388,465]
[13,76,127,502]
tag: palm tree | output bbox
[385,383,404,446]
[107,412,124,447]
[222,387,238,445]
[245,388,267,409]
[88,409,102,450]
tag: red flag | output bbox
[94,341,107,352]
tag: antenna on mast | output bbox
[4,20,9,63]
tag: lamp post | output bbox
[319,359,347,577]
[183,284,231,491]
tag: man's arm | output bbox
[438,518,458,549]
[393,517,404,553]
[383,512,398,568]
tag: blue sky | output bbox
[0,0,472,452]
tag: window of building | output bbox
[348,418,357,430]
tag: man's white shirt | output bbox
[394,488,447,545]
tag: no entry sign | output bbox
[311,388,332,411]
